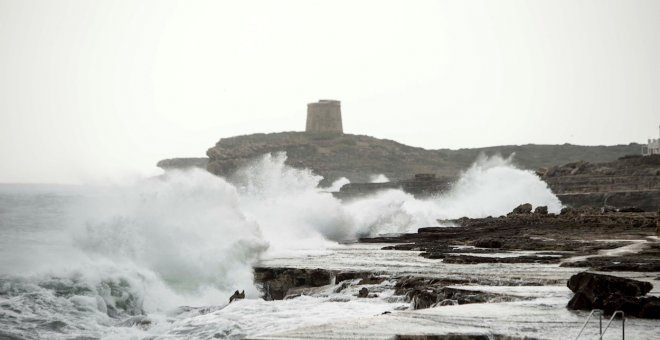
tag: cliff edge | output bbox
[202,132,641,185]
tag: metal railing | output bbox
[575,309,625,339]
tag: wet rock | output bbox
[601,293,641,316]
[473,238,503,249]
[229,290,245,303]
[254,267,334,300]
[394,276,454,295]
[442,255,559,264]
[639,299,660,319]
[438,299,458,306]
[334,281,351,293]
[560,257,660,272]
[362,209,657,268]
[534,206,548,215]
[335,271,372,283]
[410,289,437,309]
[567,272,657,318]
[567,272,652,299]
[441,287,521,305]
[310,269,333,286]
[511,203,533,214]
[403,285,525,310]
[358,276,386,285]
[560,207,575,215]
[358,287,369,298]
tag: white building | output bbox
[641,125,660,156]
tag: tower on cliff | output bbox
[306,100,343,134]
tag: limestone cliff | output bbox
[202,132,642,185]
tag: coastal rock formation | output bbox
[229,290,245,303]
[336,173,453,199]
[511,203,533,214]
[362,206,659,271]
[566,272,659,318]
[395,278,527,310]
[253,267,334,300]
[540,154,660,211]
[202,132,640,185]
[337,155,659,210]
[358,287,369,298]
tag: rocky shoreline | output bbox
[360,205,659,270]
[251,204,660,335]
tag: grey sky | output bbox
[1,0,659,184]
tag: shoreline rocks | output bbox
[359,205,659,271]
[253,268,334,300]
[566,272,659,318]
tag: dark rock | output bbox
[602,293,641,316]
[254,267,334,300]
[334,281,350,293]
[639,299,660,319]
[567,272,652,298]
[438,299,458,306]
[442,255,559,264]
[473,239,503,248]
[358,276,386,285]
[512,203,533,214]
[310,269,333,286]
[358,287,369,298]
[560,257,660,272]
[534,206,548,215]
[403,285,525,310]
[410,289,437,309]
[229,290,245,303]
[566,272,656,318]
[560,207,575,215]
[335,271,372,283]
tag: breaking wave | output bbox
[0,152,561,338]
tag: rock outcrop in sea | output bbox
[567,272,659,318]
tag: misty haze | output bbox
[0,1,659,339]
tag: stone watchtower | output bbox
[306,100,343,134]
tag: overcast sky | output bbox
[1,0,659,184]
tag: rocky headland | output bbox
[159,131,658,211]
[159,132,641,186]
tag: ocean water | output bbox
[0,153,610,340]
